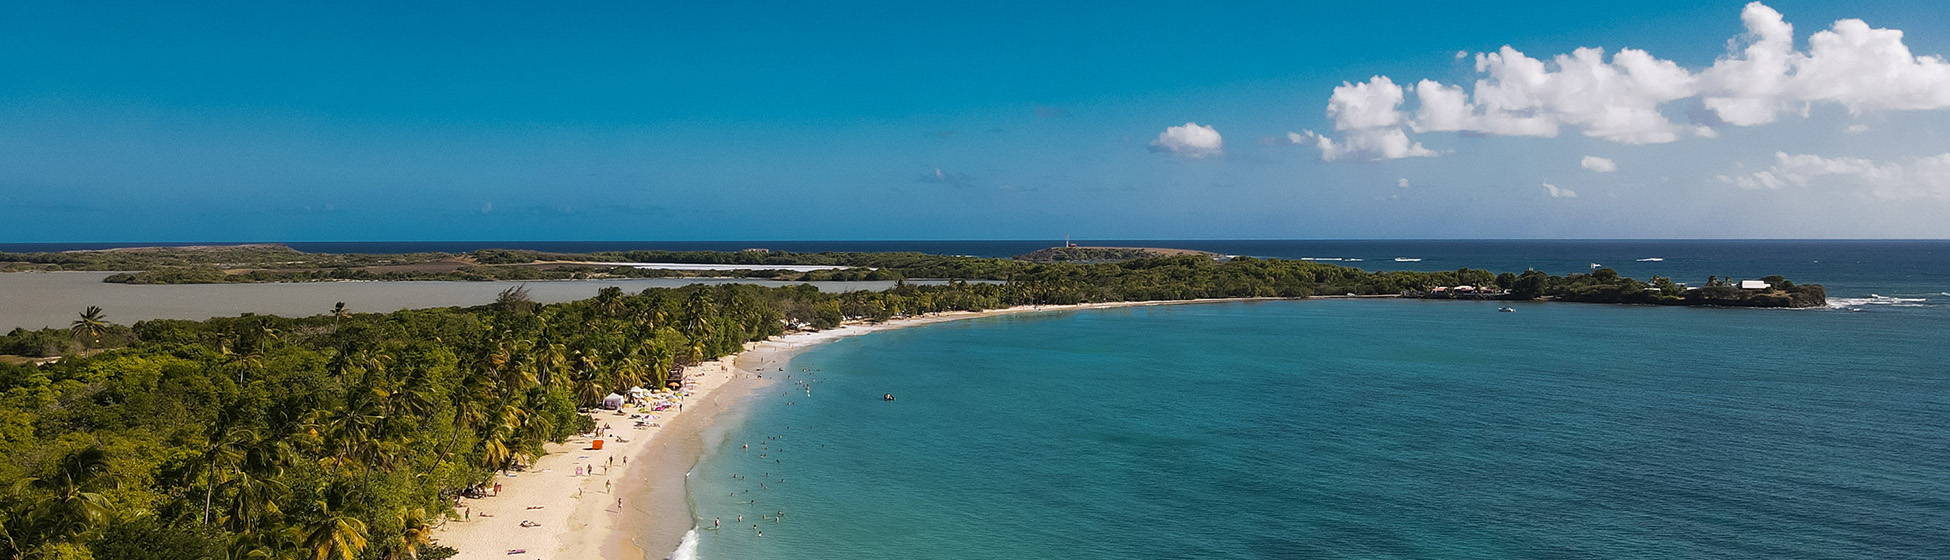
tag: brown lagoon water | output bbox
[0,272,925,330]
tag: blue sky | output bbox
[4,1,1950,241]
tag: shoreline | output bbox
[430,297,1286,560]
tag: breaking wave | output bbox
[668,528,698,560]
[1828,295,1931,309]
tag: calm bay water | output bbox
[690,299,1948,559]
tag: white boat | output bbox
[1498,306,1515,312]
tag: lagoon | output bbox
[0,272,930,330]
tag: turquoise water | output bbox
[688,299,1948,559]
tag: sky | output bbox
[4,1,1950,242]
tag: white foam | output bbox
[1829,295,1930,309]
[668,528,698,560]
[1636,257,1664,262]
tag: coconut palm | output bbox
[595,286,625,317]
[492,285,534,315]
[376,507,433,560]
[301,486,368,560]
[68,306,108,348]
[221,338,265,385]
[19,447,114,542]
[203,426,256,525]
[218,469,288,535]
[330,302,349,326]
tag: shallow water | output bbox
[689,299,1948,559]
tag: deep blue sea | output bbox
[674,240,1949,559]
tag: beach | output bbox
[430,300,1253,559]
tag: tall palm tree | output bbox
[302,486,368,560]
[493,285,534,315]
[330,302,350,327]
[21,447,114,542]
[69,306,108,348]
[203,426,256,525]
[595,286,625,317]
[221,338,264,385]
[218,469,288,535]
[377,507,433,560]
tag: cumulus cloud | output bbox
[1581,156,1618,172]
[1150,122,1224,158]
[1292,77,1437,161]
[1304,2,1950,161]
[1397,178,1411,188]
[1542,182,1578,198]
[1720,152,1950,199]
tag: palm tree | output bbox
[493,285,534,315]
[331,302,350,327]
[595,286,625,317]
[221,338,265,385]
[218,469,288,535]
[20,447,114,542]
[377,508,433,560]
[302,486,369,560]
[203,426,256,525]
[69,306,108,348]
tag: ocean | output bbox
[680,241,1949,559]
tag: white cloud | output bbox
[1581,156,1618,172]
[1150,122,1224,158]
[1543,182,1578,198]
[1397,178,1411,188]
[1308,2,1950,160]
[1411,46,1697,144]
[1720,152,1950,199]
[1294,77,1437,161]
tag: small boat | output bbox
[883,393,895,401]
[1497,307,1515,313]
